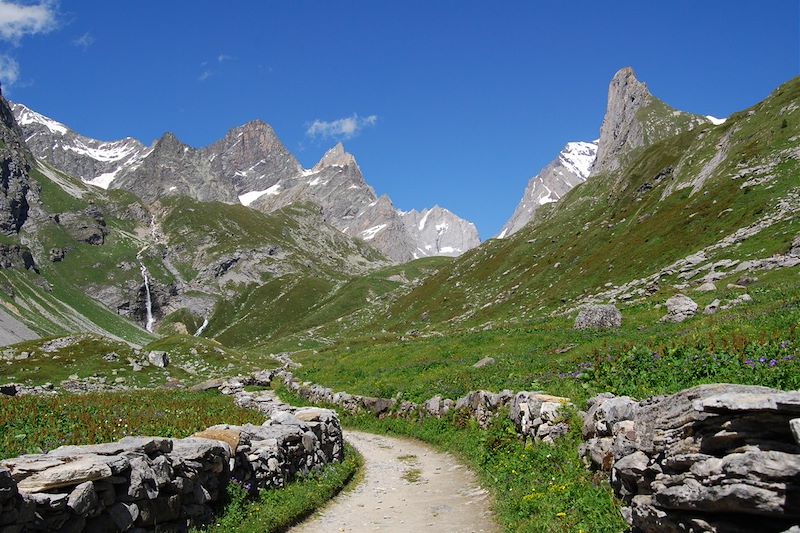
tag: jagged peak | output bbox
[155,131,190,152]
[314,142,357,170]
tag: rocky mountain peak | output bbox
[314,142,357,170]
[591,67,710,178]
[155,132,186,151]
[591,67,654,176]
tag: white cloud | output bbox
[306,113,378,140]
[198,70,212,81]
[0,0,57,42]
[0,53,18,86]
[72,31,93,49]
[217,53,232,62]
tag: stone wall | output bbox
[272,369,573,444]
[579,384,800,532]
[0,376,343,532]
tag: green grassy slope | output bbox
[286,76,800,401]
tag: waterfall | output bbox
[194,316,209,337]
[140,261,155,333]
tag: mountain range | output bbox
[12,103,479,263]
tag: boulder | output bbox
[660,294,698,323]
[574,304,622,330]
[188,378,225,392]
[147,350,169,368]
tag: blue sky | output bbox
[1,1,798,239]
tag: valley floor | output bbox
[291,431,495,533]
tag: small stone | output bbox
[472,357,496,369]
[67,481,98,515]
[703,299,720,315]
[791,419,800,445]
[695,281,716,292]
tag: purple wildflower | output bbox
[769,359,777,368]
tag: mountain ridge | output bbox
[11,104,479,263]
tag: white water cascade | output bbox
[194,316,209,337]
[139,260,155,333]
[138,213,158,333]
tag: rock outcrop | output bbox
[0,93,35,235]
[591,67,710,177]
[499,141,597,238]
[580,385,800,532]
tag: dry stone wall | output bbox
[579,384,800,532]
[0,373,343,532]
[272,369,574,444]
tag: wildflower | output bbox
[556,512,566,518]
[759,357,767,364]
[769,359,777,368]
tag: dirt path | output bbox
[290,430,496,532]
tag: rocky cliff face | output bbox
[0,98,35,235]
[12,107,480,263]
[110,132,238,204]
[499,141,597,238]
[591,67,710,177]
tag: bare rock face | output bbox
[57,206,108,245]
[0,94,35,235]
[581,385,800,532]
[574,304,622,330]
[591,67,710,178]
[499,141,597,238]
[252,144,479,263]
[110,132,239,204]
[399,205,480,259]
[592,67,653,176]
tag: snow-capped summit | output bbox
[13,101,480,264]
[498,141,598,238]
[11,102,151,189]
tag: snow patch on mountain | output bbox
[498,141,598,238]
[239,183,282,206]
[15,104,68,135]
[705,115,727,125]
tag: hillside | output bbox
[279,70,800,400]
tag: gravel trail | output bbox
[290,430,496,532]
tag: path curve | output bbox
[291,430,496,532]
